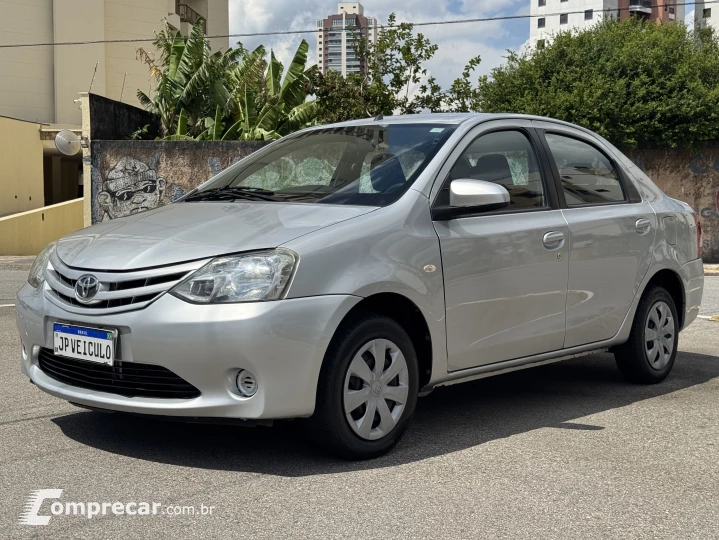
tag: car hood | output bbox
[56,202,375,270]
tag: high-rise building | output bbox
[316,3,378,76]
[530,0,684,47]
[0,0,229,125]
[695,1,718,34]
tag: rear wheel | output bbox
[614,286,678,384]
[308,313,419,459]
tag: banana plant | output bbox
[222,40,319,141]
[137,21,319,141]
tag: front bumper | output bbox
[16,283,360,419]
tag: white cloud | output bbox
[228,0,528,88]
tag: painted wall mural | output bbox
[89,141,719,262]
[90,140,267,224]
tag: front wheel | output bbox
[308,313,419,459]
[614,286,679,384]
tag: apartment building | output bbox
[530,0,684,46]
[0,0,229,126]
[0,0,228,219]
[695,1,717,34]
[316,2,378,76]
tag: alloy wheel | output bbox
[644,300,675,370]
[343,338,410,441]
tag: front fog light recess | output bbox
[236,370,257,397]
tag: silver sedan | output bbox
[16,114,704,459]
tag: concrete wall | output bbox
[627,148,719,263]
[89,140,267,223]
[0,1,229,124]
[0,116,45,216]
[0,0,54,123]
[89,93,160,141]
[53,0,107,125]
[0,198,83,255]
[84,141,719,262]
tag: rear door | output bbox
[533,121,656,348]
[432,120,569,371]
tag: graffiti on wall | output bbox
[97,156,172,221]
[90,141,267,223]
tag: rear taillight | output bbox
[693,210,702,256]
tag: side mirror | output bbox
[449,179,510,212]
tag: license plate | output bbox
[53,323,116,365]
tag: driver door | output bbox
[431,121,569,371]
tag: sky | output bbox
[227,1,701,91]
[228,0,532,90]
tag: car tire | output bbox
[614,286,679,384]
[308,313,419,460]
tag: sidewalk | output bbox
[0,256,35,271]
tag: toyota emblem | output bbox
[75,274,100,303]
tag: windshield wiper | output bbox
[184,186,279,202]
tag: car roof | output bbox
[315,112,597,136]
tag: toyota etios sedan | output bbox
[17,114,704,459]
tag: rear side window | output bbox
[545,133,626,205]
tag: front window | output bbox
[186,124,456,207]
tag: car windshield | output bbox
[185,124,456,206]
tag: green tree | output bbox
[312,13,439,122]
[477,18,719,148]
[136,19,318,140]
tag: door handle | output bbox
[542,231,565,250]
[635,218,651,235]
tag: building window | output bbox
[560,13,568,24]
[538,18,545,28]
[538,0,545,6]
[585,9,593,20]
[317,20,323,27]
[560,0,567,2]
[704,8,712,18]
[332,19,343,26]
[669,7,675,14]
[537,39,545,49]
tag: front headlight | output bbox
[27,242,56,288]
[170,249,298,304]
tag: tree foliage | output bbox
[477,18,719,148]
[137,19,317,140]
[311,13,439,122]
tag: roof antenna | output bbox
[374,113,383,121]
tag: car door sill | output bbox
[424,342,617,393]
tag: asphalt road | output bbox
[1,269,718,539]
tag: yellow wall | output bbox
[0,1,229,124]
[0,116,44,216]
[53,0,107,125]
[0,0,54,123]
[0,198,83,255]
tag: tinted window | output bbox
[441,130,547,210]
[545,133,626,205]
[190,124,456,207]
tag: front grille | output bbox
[44,253,205,315]
[38,349,201,399]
